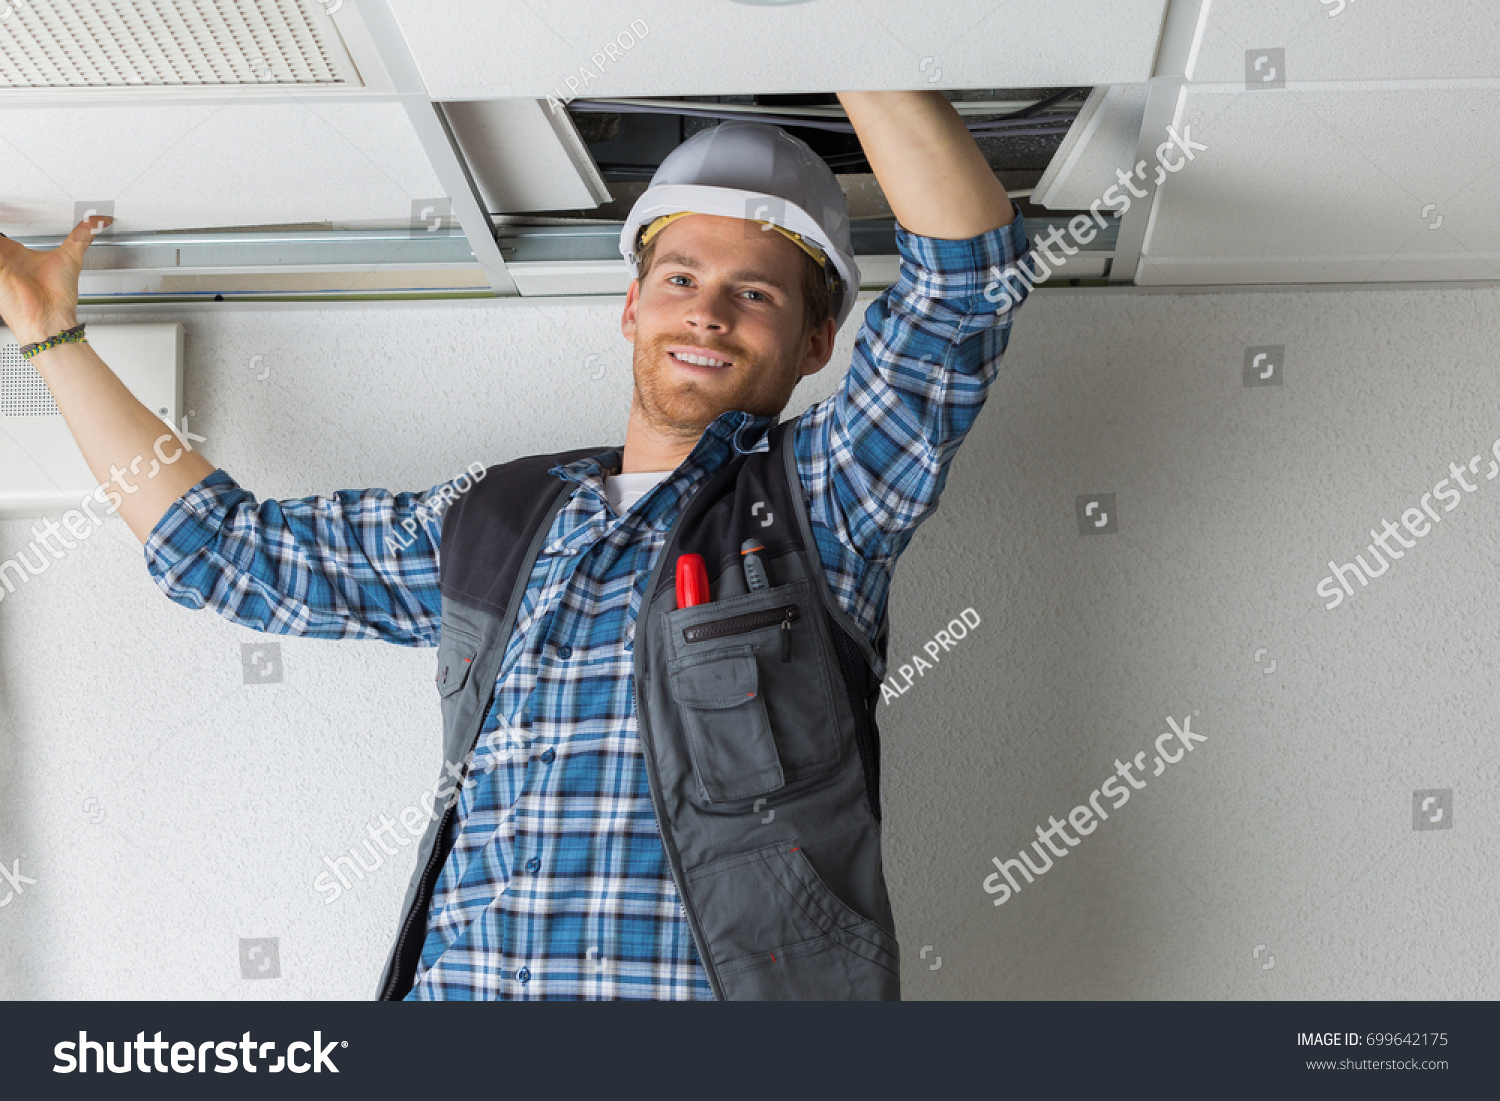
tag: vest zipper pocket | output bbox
[683,602,800,662]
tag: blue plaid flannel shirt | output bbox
[143,210,1034,999]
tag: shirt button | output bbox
[541,747,555,763]
[556,644,572,659]
[517,967,531,983]
[526,856,541,872]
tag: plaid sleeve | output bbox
[141,467,469,648]
[792,208,1035,646]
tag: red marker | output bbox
[676,553,710,608]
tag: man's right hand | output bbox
[0,214,113,346]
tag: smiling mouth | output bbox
[667,350,734,369]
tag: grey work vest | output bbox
[376,417,900,1000]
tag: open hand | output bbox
[0,214,113,345]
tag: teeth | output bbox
[671,351,730,367]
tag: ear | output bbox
[621,278,640,343]
[798,316,838,378]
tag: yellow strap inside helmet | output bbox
[637,212,840,296]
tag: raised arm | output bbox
[835,91,1015,239]
[791,91,1035,647]
[2,216,454,648]
[0,216,214,546]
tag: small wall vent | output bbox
[1,350,60,416]
[0,322,184,521]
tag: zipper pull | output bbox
[780,609,792,662]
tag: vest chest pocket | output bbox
[435,628,480,698]
[668,646,784,802]
[665,579,845,806]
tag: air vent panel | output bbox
[0,0,360,89]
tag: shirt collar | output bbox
[546,409,775,532]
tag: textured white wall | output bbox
[2,283,1496,999]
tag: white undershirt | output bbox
[604,469,672,515]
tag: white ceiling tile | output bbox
[1139,85,1500,284]
[442,98,605,214]
[1187,0,1500,82]
[1034,84,1150,210]
[0,100,444,233]
[387,0,1170,99]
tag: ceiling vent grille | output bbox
[0,0,361,89]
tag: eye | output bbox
[664,274,770,302]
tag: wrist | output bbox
[12,316,80,349]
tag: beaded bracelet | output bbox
[19,322,88,359]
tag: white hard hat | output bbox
[618,120,862,330]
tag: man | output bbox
[0,89,1033,999]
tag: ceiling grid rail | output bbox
[1109,0,1210,284]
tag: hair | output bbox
[637,230,834,337]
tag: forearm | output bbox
[836,90,1014,240]
[22,322,214,546]
[790,178,1035,569]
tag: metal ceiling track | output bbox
[2,216,1118,305]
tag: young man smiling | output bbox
[619,208,838,472]
[0,89,1034,1000]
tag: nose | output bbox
[679,282,733,332]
